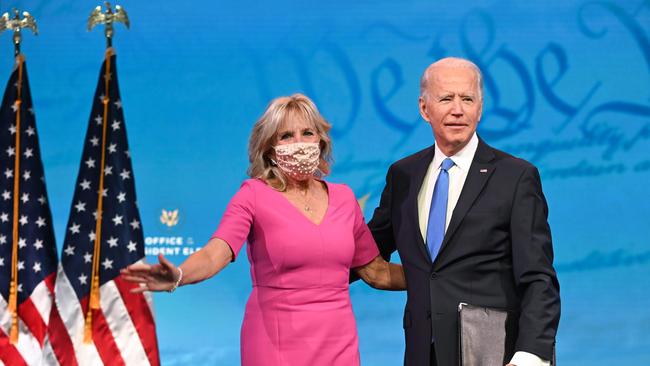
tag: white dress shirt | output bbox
[417,133,478,240]
[416,133,549,366]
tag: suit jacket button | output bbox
[426,310,432,319]
[430,272,437,279]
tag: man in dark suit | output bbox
[369,57,560,366]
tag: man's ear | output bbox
[418,96,429,123]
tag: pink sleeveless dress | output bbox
[212,179,379,366]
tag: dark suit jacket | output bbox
[369,138,560,366]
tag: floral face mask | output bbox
[272,142,320,180]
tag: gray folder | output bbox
[458,303,516,366]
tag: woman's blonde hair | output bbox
[248,93,332,191]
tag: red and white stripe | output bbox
[0,273,56,366]
[44,262,159,366]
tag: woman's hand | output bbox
[121,254,181,293]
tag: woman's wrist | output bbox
[167,267,183,293]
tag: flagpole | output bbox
[84,47,113,343]
[0,8,38,345]
[7,53,23,345]
[84,2,129,343]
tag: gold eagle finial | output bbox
[0,9,38,56]
[87,2,130,47]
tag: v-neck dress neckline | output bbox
[273,180,331,226]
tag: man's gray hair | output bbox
[419,57,484,101]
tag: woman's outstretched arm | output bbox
[121,237,233,293]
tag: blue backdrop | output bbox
[2,0,649,364]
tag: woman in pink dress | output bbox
[122,93,406,365]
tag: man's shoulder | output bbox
[485,141,538,174]
[390,145,434,171]
[386,140,539,175]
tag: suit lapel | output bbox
[435,139,496,263]
[409,146,435,263]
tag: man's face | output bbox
[419,66,482,156]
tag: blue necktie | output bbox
[426,158,455,260]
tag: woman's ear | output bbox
[266,153,277,166]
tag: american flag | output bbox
[43,49,160,366]
[0,56,58,365]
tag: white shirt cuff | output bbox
[509,351,550,366]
